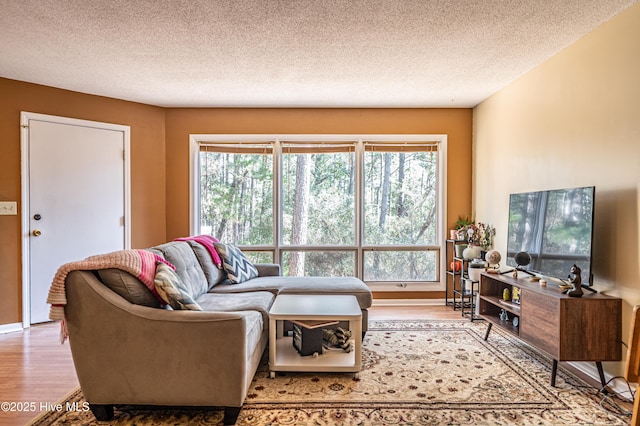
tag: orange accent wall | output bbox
[0,77,472,326]
[0,78,167,325]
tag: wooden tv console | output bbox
[478,271,621,388]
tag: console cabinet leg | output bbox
[550,359,558,387]
[483,323,492,341]
[595,361,608,392]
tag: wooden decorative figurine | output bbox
[567,264,584,298]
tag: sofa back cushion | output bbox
[187,240,226,290]
[97,268,163,307]
[150,241,209,299]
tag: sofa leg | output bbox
[89,404,114,421]
[223,406,241,425]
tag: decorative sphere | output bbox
[450,260,462,272]
[485,250,501,266]
[514,251,532,267]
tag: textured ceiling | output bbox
[0,0,636,107]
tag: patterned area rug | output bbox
[30,320,629,425]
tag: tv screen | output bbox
[506,186,595,285]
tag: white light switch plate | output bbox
[0,201,18,215]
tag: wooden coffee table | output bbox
[268,294,362,378]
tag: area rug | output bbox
[29,320,629,425]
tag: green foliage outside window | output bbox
[364,151,437,246]
[282,152,355,245]
[200,151,273,245]
[199,141,440,282]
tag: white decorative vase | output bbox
[462,245,481,260]
[468,259,485,282]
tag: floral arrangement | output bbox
[456,221,496,250]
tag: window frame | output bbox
[190,134,448,292]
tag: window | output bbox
[191,135,447,290]
[363,142,439,283]
[281,142,356,246]
[281,142,356,276]
[199,143,273,245]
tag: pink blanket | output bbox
[47,249,174,342]
[174,235,222,268]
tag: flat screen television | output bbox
[506,186,595,286]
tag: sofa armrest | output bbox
[255,263,281,277]
[64,270,262,408]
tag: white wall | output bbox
[473,2,640,377]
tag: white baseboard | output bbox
[372,298,445,307]
[0,322,24,335]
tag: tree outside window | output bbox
[198,137,443,286]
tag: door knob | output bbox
[32,229,42,237]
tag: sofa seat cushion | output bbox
[149,242,209,299]
[196,291,275,323]
[209,276,372,309]
[240,310,264,360]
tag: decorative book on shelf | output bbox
[289,320,340,329]
[291,320,344,356]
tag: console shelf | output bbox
[483,314,519,337]
[479,272,622,388]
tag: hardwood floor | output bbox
[0,305,504,425]
[369,304,461,320]
[0,322,79,426]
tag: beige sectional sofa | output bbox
[63,240,372,425]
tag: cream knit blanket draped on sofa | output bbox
[47,249,173,342]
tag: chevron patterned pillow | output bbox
[213,243,259,284]
[154,263,202,310]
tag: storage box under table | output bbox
[292,322,323,356]
[290,319,339,356]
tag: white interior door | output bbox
[22,113,130,325]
